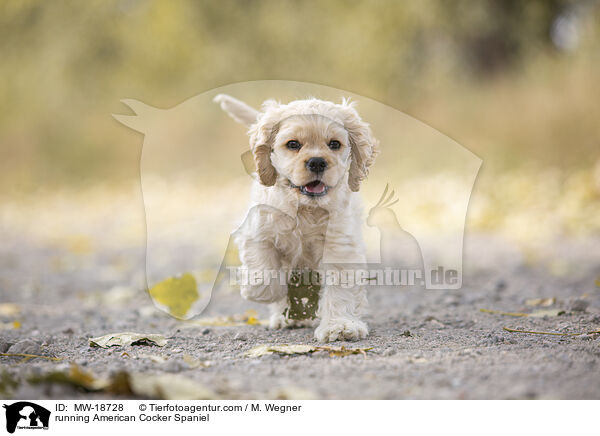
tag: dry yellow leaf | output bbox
[243,344,373,358]
[525,297,556,307]
[182,354,211,368]
[89,332,168,348]
[29,365,218,399]
[137,353,169,363]
[148,273,199,319]
[0,303,20,316]
[0,321,21,330]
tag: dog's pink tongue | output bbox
[305,181,325,193]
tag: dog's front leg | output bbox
[234,205,298,306]
[237,238,287,304]
[315,277,368,342]
[315,233,368,342]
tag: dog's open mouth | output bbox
[294,180,329,197]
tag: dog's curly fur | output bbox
[214,94,378,342]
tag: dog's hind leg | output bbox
[268,298,288,329]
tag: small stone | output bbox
[202,328,211,335]
[0,339,13,353]
[7,340,41,355]
[401,330,412,337]
[234,332,247,341]
[428,319,445,328]
[495,279,507,292]
[570,299,590,312]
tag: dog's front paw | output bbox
[314,318,368,342]
[269,312,287,329]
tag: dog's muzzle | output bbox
[290,180,329,197]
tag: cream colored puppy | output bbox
[214,94,378,342]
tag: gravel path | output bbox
[1,232,599,400]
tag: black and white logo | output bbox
[3,402,50,433]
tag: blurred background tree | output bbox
[0,0,598,195]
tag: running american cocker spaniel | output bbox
[214,94,378,342]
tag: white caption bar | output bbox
[1,400,596,436]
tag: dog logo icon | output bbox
[2,402,50,433]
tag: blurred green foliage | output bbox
[0,0,599,194]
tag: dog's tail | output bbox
[213,94,259,126]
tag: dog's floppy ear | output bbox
[341,101,379,192]
[248,102,280,186]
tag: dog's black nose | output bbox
[306,157,328,173]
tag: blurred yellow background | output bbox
[1,0,599,249]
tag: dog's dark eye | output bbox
[328,140,341,150]
[286,140,302,150]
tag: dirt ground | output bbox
[1,228,599,400]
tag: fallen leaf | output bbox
[28,364,103,390]
[137,353,169,363]
[270,386,319,400]
[87,285,138,306]
[0,370,18,397]
[0,303,20,316]
[182,354,211,368]
[148,273,199,319]
[525,297,556,307]
[89,332,168,348]
[243,344,317,357]
[319,346,373,357]
[243,344,373,358]
[125,373,218,400]
[528,309,565,317]
[28,366,219,399]
[0,321,21,330]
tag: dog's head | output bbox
[247,98,378,202]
